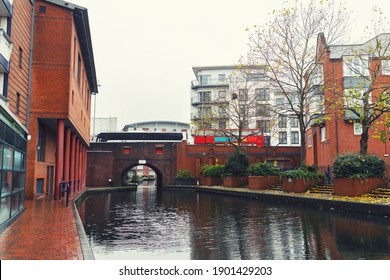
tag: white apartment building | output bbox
[190,65,301,147]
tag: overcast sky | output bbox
[73,0,390,131]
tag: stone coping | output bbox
[195,185,390,217]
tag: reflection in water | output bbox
[78,186,390,260]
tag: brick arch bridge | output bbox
[86,139,301,187]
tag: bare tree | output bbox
[247,0,350,165]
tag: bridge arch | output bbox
[121,162,163,187]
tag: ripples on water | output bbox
[78,185,390,260]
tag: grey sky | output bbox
[73,0,390,131]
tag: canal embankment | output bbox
[193,185,390,217]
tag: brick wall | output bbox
[6,0,32,127]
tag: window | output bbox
[276,97,284,106]
[279,132,287,144]
[257,104,270,117]
[218,91,226,100]
[382,60,390,75]
[256,120,270,133]
[291,131,299,144]
[198,91,211,103]
[256,88,270,101]
[320,126,326,142]
[72,90,74,105]
[354,123,362,135]
[290,117,298,128]
[218,121,226,129]
[308,134,312,147]
[18,47,23,69]
[199,75,211,86]
[239,89,248,101]
[122,147,132,154]
[155,147,163,155]
[39,6,46,13]
[218,105,227,117]
[37,124,45,162]
[218,74,226,82]
[16,92,20,114]
[77,54,81,84]
[278,115,287,128]
[343,56,369,77]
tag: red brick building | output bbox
[306,33,390,177]
[26,0,98,199]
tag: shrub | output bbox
[332,153,386,179]
[201,165,225,177]
[249,162,280,176]
[281,167,324,180]
[224,150,249,176]
[176,169,195,179]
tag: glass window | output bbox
[12,173,24,192]
[276,97,285,106]
[218,74,226,82]
[321,126,326,142]
[0,197,11,224]
[256,88,270,101]
[199,75,211,85]
[199,91,211,103]
[36,178,44,195]
[11,192,19,216]
[13,150,22,171]
[354,123,362,135]
[239,89,248,101]
[257,120,270,133]
[382,60,390,75]
[3,146,14,170]
[290,117,299,128]
[308,134,312,147]
[279,132,287,144]
[278,115,287,128]
[343,56,369,77]
[291,131,299,144]
[257,104,270,117]
[218,91,226,100]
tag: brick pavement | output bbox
[0,192,83,260]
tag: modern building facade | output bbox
[122,121,190,141]
[190,65,301,147]
[306,33,390,175]
[0,0,33,228]
[26,0,98,200]
[90,117,117,140]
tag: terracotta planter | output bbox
[202,176,223,186]
[248,176,280,190]
[333,177,387,197]
[282,178,320,193]
[223,176,248,188]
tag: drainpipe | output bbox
[333,63,339,154]
[26,0,35,130]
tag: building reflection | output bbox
[79,188,390,260]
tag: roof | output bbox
[328,33,390,59]
[43,0,98,93]
[122,121,190,131]
[96,132,184,142]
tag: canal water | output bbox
[78,184,390,260]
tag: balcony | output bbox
[191,78,229,89]
[0,28,12,72]
[191,113,228,121]
[0,0,12,17]
[191,96,212,105]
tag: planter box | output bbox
[333,177,387,197]
[175,178,198,186]
[282,178,320,193]
[223,176,248,188]
[202,176,223,186]
[248,176,280,190]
